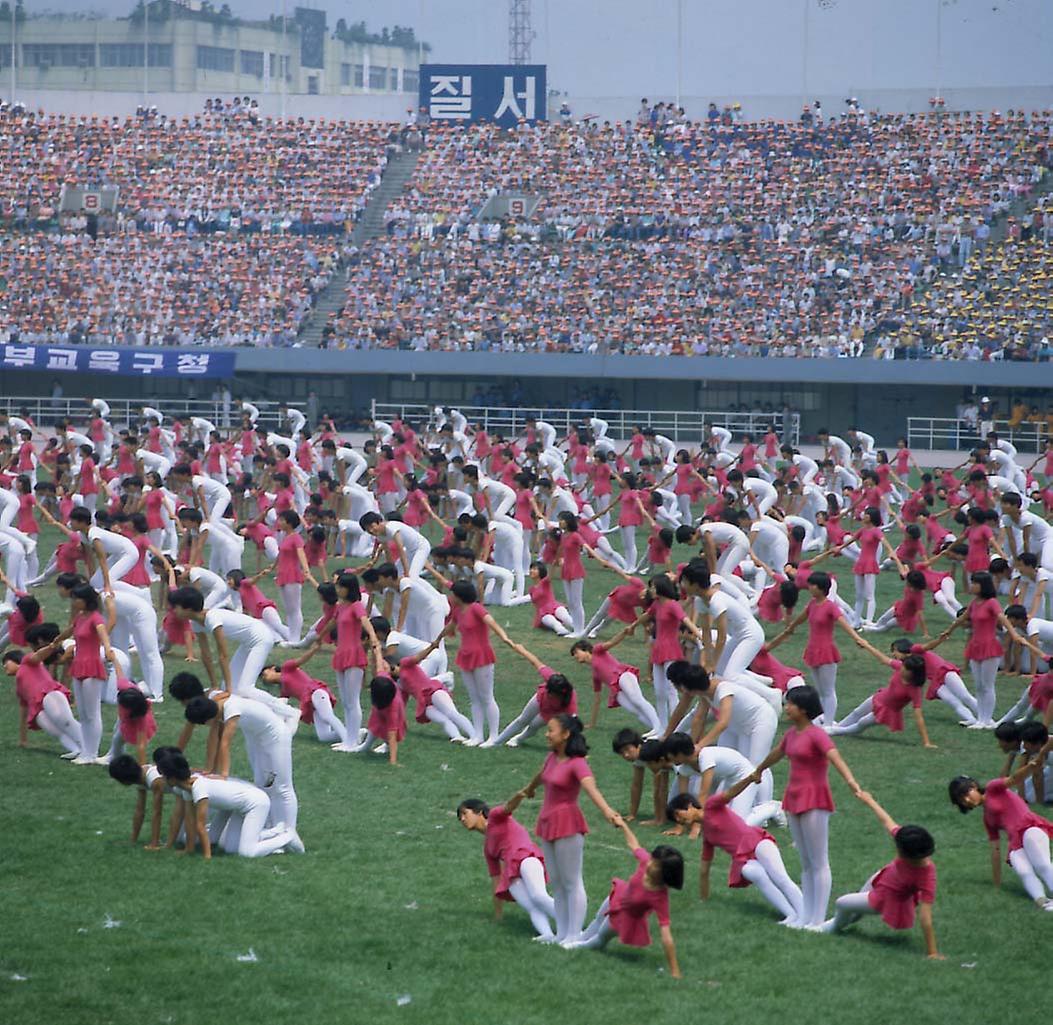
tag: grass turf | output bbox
[1,525,1047,1025]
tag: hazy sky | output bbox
[25,1,1053,105]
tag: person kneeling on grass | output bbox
[562,818,683,979]
[822,789,942,958]
[457,798,557,941]
[352,674,406,765]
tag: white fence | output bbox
[371,402,800,446]
[0,396,302,429]
[907,417,1048,454]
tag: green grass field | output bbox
[1,526,1047,1025]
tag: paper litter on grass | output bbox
[235,949,258,963]
[396,995,412,1007]
[103,914,122,929]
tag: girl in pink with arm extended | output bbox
[514,714,622,945]
[822,789,943,959]
[749,684,864,928]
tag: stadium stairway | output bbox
[297,146,421,348]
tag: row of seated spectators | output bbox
[319,110,1051,356]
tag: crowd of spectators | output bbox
[325,109,1052,356]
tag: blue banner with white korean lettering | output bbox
[0,345,235,378]
[420,64,547,127]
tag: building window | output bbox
[402,69,418,92]
[368,65,387,90]
[240,49,264,76]
[389,67,400,90]
[307,74,319,95]
[99,43,172,68]
[23,43,96,68]
[340,62,351,86]
[354,64,364,87]
[196,46,235,72]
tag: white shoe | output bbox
[463,737,482,748]
[95,755,113,766]
[330,742,356,752]
[60,750,80,760]
[559,939,585,950]
[72,756,97,765]
[286,831,306,854]
[375,743,389,754]
[772,808,788,829]
[505,737,520,748]
[532,934,557,944]
[479,739,497,749]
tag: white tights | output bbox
[828,695,875,735]
[539,833,587,943]
[211,800,293,858]
[853,573,877,625]
[261,606,291,643]
[496,696,543,745]
[562,579,585,634]
[616,672,662,734]
[311,690,346,744]
[582,599,611,637]
[461,664,499,743]
[969,657,1000,725]
[936,671,978,724]
[507,857,557,939]
[36,691,83,754]
[933,579,962,618]
[73,676,105,759]
[807,663,839,724]
[335,667,364,742]
[788,809,831,927]
[575,895,615,948]
[824,875,878,932]
[278,584,303,645]
[620,526,638,570]
[540,607,574,637]
[740,838,804,922]
[653,661,677,728]
[424,690,474,740]
[1007,826,1053,901]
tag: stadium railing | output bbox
[0,397,302,429]
[907,417,1047,454]
[371,402,801,447]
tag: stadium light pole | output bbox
[143,0,149,108]
[675,0,682,108]
[9,1,15,106]
[280,0,287,119]
[934,0,942,101]
[800,0,809,112]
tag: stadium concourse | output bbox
[0,103,1050,356]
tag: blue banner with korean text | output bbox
[420,64,547,127]
[0,345,235,378]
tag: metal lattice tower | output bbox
[509,0,533,64]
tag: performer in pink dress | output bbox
[513,714,622,945]
[3,642,82,758]
[457,798,556,941]
[751,685,864,928]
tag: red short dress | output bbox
[701,791,776,888]
[279,661,337,724]
[964,598,1003,662]
[15,661,71,730]
[71,611,106,680]
[802,598,841,668]
[779,725,835,814]
[116,678,157,745]
[871,667,922,732]
[451,602,495,671]
[607,847,671,947]
[866,828,937,929]
[367,686,407,742]
[983,778,1053,859]
[484,805,547,902]
[534,753,592,841]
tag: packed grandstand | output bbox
[0,102,1050,357]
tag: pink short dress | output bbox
[451,602,496,671]
[607,847,671,947]
[15,661,71,729]
[913,646,961,701]
[116,678,157,744]
[535,665,577,720]
[650,600,686,664]
[779,725,835,814]
[749,647,800,692]
[367,686,407,742]
[558,531,586,582]
[866,828,937,929]
[757,575,787,623]
[71,611,106,680]
[701,791,776,888]
[276,532,306,586]
[802,598,841,668]
[1028,671,1053,714]
[964,524,994,574]
[964,598,1004,662]
[280,661,336,724]
[239,580,278,619]
[871,667,922,732]
[397,658,447,724]
[332,600,368,671]
[607,580,645,623]
[534,753,592,841]
[529,578,562,628]
[591,644,638,709]
[484,805,547,902]
[852,527,883,576]
[983,778,1053,858]
[892,586,925,631]
[617,489,644,528]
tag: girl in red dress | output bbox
[822,790,942,958]
[937,571,1030,727]
[513,714,622,945]
[517,562,575,637]
[949,750,1053,910]
[457,798,556,941]
[751,685,864,928]
[562,819,683,978]
[495,642,576,748]
[836,506,899,626]
[767,570,868,724]
[275,510,318,646]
